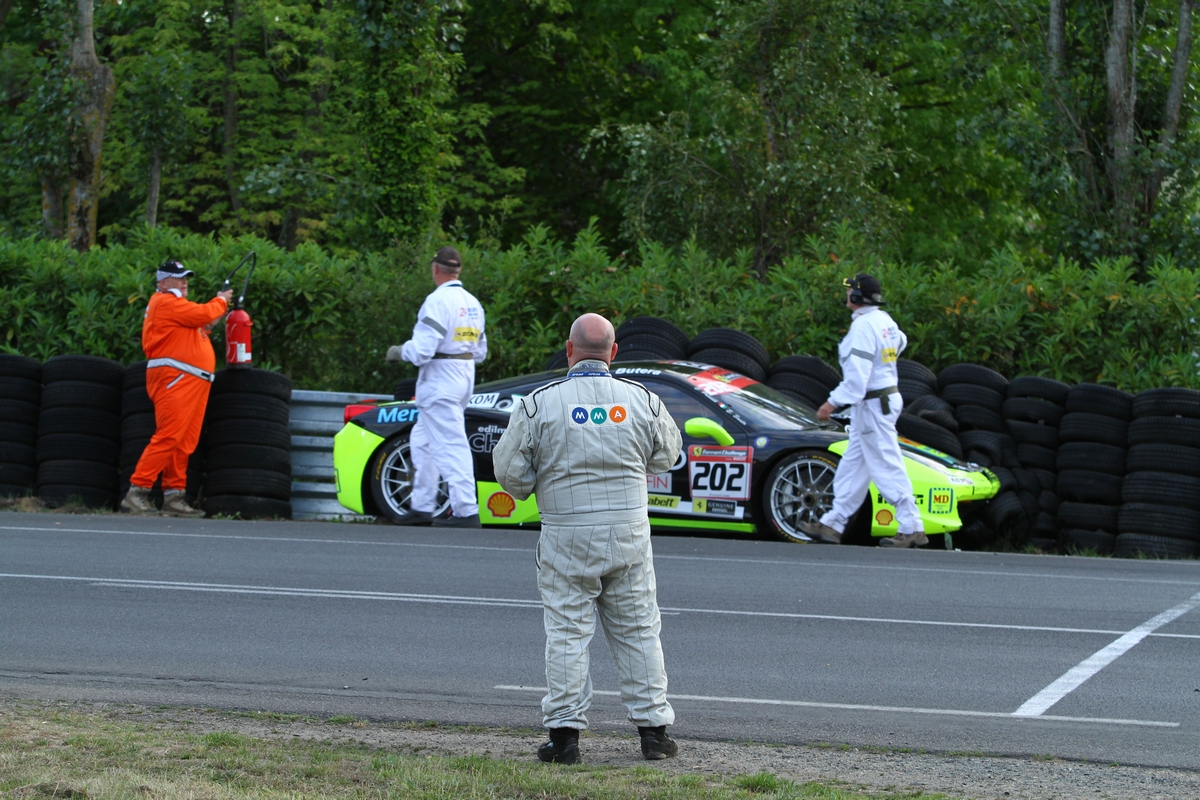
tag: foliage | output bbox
[1,226,1195,393]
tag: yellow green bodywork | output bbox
[333,424,386,513]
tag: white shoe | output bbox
[120,485,156,515]
[161,491,204,518]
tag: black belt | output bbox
[864,385,899,414]
[432,352,474,360]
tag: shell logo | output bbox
[875,509,894,526]
[487,491,516,518]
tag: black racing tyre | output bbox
[393,377,418,402]
[204,494,292,520]
[896,414,963,458]
[1057,413,1129,447]
[121,387,154,418]
[368,434,451,524]
[941,383,1004,413]
[614,333,686,359]
[1005,420,1059,448]
[762,450,840,543]
[898,378,934,401]
[0,355,42,382]
[767,373,832,407]
[768,355,841,389]
[123,361,147,389]
[1127,416,1200,448]
[0,442,34,465]
[1018,489,1040,523]
[1057,501,1119,533]
[991,466,1016,492]
[1122,471,1200,511]
[1002,398,1065,426]
[38,459,117,491]
[1117,502,1200,541]
[1039,490,1059,514]
[1065,383,1133,420]
[1035,514,1059,537]
[983,491,1023,529]
[0,462,35,487]
[1007,376,1070,406]
[40,380,122,414]
[1059,529,1116,554]
[1029,468,1057,493]
[613,348,669,364]
[966,450,993,468]
[210,368,293,403]
[1131,387,1200,420]
[1114,533,1200,559]
[936,363,1009,395]
[917,409,959,433]
[1126,443,1200,478]
[42,355,125,388]
[544,348,568,371]
[955,404,1004,433]
[36,434,118,465]
[205,420,291,451]
[1013,468,1042,493]
[205,394,291,426]
[1055,442,1126,476]
[37,407,120,441]
[897,358,937,390]
[904,394,953,416]
[959,430,1002,463]
[0,399,40,427]
[1057,470,1124,504]
[205,444,290,476]
[120,439,150,469]
[0,422,37,448]
[0,377,41,405]
[0,482,33,498]
[122,412,157,443]
[615,317,691,355]
[203,467,292,501]
[37,484,116,509]
[773,388,818,410]
[686,348,767,383]
[687,328,770,371]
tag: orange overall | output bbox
[131,291,228,491]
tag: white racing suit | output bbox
[399,280,487,518]
[820,306,924,536]
[492,359,682,730]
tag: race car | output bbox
[332,361,999,543]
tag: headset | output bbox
[842,274,884,306]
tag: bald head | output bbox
[566,313,617,367]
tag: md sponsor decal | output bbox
[486,491,516,518]
[570,404,628,425]
[377,406,418,424]
[928,488,954,514]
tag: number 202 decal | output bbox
[688,446,753,501]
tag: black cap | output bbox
[851,273,884,306]
[432,246,462,271]
[157,260,195,279]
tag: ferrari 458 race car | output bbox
[332,361,999,544]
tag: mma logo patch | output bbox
[570,404,628,426]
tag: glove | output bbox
[386,345,405,363]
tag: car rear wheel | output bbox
[369,435,451,524]
[763,451,839,543]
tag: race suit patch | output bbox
[570,404,628,425]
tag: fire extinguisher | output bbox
[222,251,256,369]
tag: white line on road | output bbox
[492,686,1178,728]
[4,572,1200,640]
[1012,589,1200,717]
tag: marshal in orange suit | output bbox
[120,260,233,517]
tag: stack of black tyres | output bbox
[0,355,42,498]
[1004,376,1070,550]
[36,355,124,508]
[1116,388,1200,558]
[544,348,568,370]
[613,317,690,363]
[1053,384,1132,555]
[393,377,418,402]
[897,358,937,402]
[766,355,841,409]
[117,361,204,509]
[896,393,963,459]
[202,368,294,519]
[686,327,770,383]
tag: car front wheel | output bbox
[368,435,450,524]
[762,451,840,543]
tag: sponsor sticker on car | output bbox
[689,445,753,500]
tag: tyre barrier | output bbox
[0,355,43,499]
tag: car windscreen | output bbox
[715,381,825,429]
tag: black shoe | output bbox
[400,510,433,526]
[432,513,481,528]
[537,727,580,764]
[638,725,678,760]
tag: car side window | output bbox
[642,380,742,434]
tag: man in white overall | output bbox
[799,274,927,548]
[386,247,487,527]
[492,313,682,764]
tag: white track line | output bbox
[1012,589,1200,717]
[493,686,1177,728]
[3,572,1199,640]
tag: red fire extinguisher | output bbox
[222,251,256,369]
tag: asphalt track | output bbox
[2,512,1198,769]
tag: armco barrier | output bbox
[289,389,391,520]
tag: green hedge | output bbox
[1,225,1196,392]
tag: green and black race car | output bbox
[332,361,999,543]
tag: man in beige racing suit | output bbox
[492,313,682,765]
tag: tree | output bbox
[66,0,114,251]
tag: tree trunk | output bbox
[1047,0,1065,80]
[146,146,162,227]
[277,206,300,251]
[42,176,65,240]
[66,0,115,252]
[223,0,241,212]
[0,0,14,37]
[1104,0,1137,244]
[1148,0,1194,210]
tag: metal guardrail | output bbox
[289,389,391,520]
